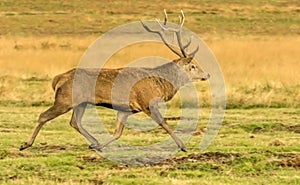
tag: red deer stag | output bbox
[20,10,210,152]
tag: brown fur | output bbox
[20,58,207,152]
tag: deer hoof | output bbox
[19,142,30,151]
[89,144,102,152]
[181,147,188,152]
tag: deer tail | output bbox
[51,75,61,91]
[51,68,76,92]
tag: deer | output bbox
[20,10,210,152]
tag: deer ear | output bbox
[181,58,192,65]
[174,58,191,65]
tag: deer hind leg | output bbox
[70,103,99,147]
[90,111,130,152]
[20,103,72,151]
[145,103,187,152]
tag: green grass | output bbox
[0,105,299,184]
[0,0,299,36]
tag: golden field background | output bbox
[0,0,299,108]
[0,35,299,108]
[0,35,298,84]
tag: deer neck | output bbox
[153,62,191,90]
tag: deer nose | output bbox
[201,72,210,81]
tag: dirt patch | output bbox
[37,143,67,151]
[280,157,300,168]
[0,129,12,133]
[277,123,300,133]
[286,124,300,133]
[192,128,205,136]
[80,155,102,163]
[154,151,300,169]
[268,139,285,146]
[157,152,241,166]
[268,157,300,169]
[165,117,197,121]
[165,117,181,121]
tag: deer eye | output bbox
[191,65,197,70]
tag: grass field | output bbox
[0,106,299,184]
[0,0,299,184]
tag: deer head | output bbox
[141,9,210,81]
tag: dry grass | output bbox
[208,36,300,86]
[1,35,299,85]
[0,35,299,107]
[0,36,94,77]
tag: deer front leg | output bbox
[89,111,129,152]
[159,120,187,152]
[146,103,187,152]
[70,103,100,148]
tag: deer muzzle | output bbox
[201,72,210,81]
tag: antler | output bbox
[140,19,183,57]
[141,9,199,58]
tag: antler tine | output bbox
[176,10,185,28]
[188,44,199,58]
[140,20,183,57]
[178,16,182,27]
[182,36,192,51]
[174,10,187,57]
[175,31,188,57]
[155,18,180,32]
[163,9,168,25]
[180,10,185,27]
[172,9,188,57]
